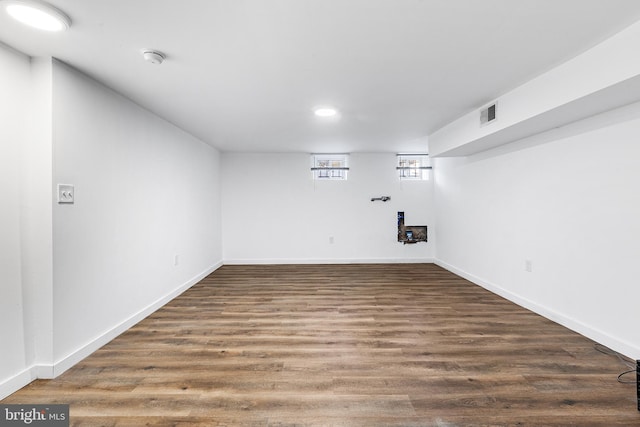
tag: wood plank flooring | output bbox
[3,264,638,426]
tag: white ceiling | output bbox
[2,0,640,153]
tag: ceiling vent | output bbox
[480,103,497,125]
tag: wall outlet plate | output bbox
[525,259,533,272]
[57,184,74,204]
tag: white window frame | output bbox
[311,154,349,180]
[397,154,430,181]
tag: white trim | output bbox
[223,258,434,265]
[51,261,223,377]
[0,261,223,400]
[34,364,54,379]
[5,258,637,401]
[0,367,38,400]
[434,258,640,360]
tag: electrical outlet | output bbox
[174,254,179,266]
[57,184,74,204]
[329,236,334,244]
[525,259,532,272]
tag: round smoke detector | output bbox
[142,49,166,65]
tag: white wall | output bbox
[22,57,55,377]
[51,60,223,371]
[0,43,30,392]
[430,20,640,157]
[2,12,636,402]
[222,152,434,263]
[434,102,640,359]
[1,50,224,399]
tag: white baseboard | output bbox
[19,258,634,401]
[34,364,54,379]
[434,259,640,360]
[0,261,223,400]
[52,261,223,378]
[0,367,37,401]
[223,258,435,265]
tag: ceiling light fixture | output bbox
[2,0,71,31]
[314,107,338,117]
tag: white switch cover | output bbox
[57,184,74,204]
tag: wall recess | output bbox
[397,211,427,244]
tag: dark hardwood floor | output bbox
[3,264,638,426]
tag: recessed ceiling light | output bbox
[314,107,338,117]
[2,0,71,32]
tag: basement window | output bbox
[311,154,349,180]
[397,154,431,180]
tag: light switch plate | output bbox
[57,184,74,204]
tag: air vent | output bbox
[480,103,497,125]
